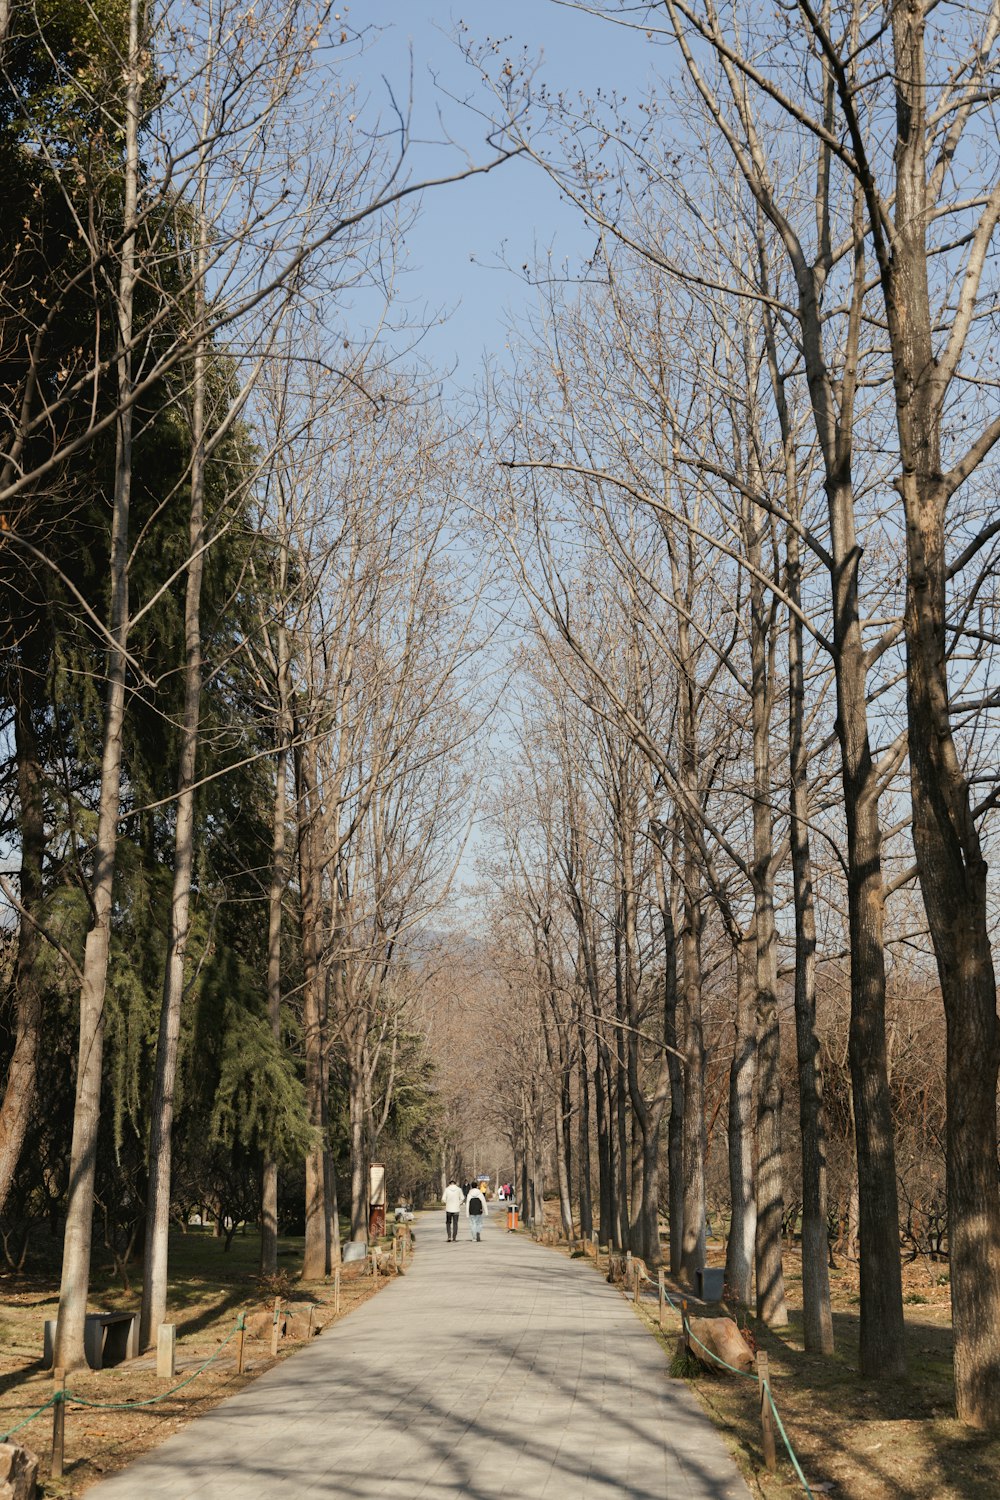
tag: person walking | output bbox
[466,1183,488,1241]
[443,1180,463,1242]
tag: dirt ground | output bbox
[0,1228,397,1496]
[558,1231,1000,1500]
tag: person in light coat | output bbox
[443,1180,464,1242]
[465,1184,488,1241]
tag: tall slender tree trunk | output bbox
[725,934,756,1307]
[532,1076,546,1227]
[553,1096,573,1239]
[327,1143,341,1264]
[139,266,209,1352]
[614,1042,629,1251]
[297,733,327,1276]
[594,1039,612,1247]
[559,1067,575,1237]
[787,521,834,1353]
[53,0,142,1369]
[757,161,904,1372]
[576,1015,593,1240]
[838,633,904,1370]
[882,5,1000,1420]
[260,600,289,1274]
[348,1047,367,1242]
[0,658,45,1216]
[827,477,904,1374]
[260,519,292,1275]
[680,822,706,1286]
[900,485,1000,1422]
[666,961,685,1280]
[745,505,788,1326]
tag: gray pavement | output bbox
[86,1212,751,1498]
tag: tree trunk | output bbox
[594,1039,612,1247]
[725,935,756,1307]
[666,966,685,1280]
[296,732,327,1276]
[554,1097,573,1239]
[902,487,1000,1423]
[746,503,787,1327]
[884,4,1000,1420]
[330,1147,343,1262]
[260,548,290,1275]
[788,521,834,1353]
[680,825,706,1286]
[614,1042,629,1252]
[832,562,905,1373]
[576,1016,593,1240]
[139,290,208,1352]
[348,1050,367,1243]
[53,0,142,1370]
[0,664,45,1216]
[532,1076,546,1227]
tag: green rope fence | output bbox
[0,1313,245,1445]
[0,1393,60,1443]
[65,1315,244,1411]
[628,1262,815,1498]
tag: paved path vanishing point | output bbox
[87,1213,752,1499]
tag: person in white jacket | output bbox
[465,1184,488,1241]
[443,1180,463,1242]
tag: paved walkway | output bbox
[87,1213,751,1498]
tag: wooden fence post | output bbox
[681,1299,690,1356]
[757,1351,777,1472]
[658,1270,666,1330]
[270,1297,281,1358]
[306,1304,315,1340]
[633,1264,641,1305]
[334,1266,341,1316]
[50,1369,65,1479]
[236,1313,246,1374]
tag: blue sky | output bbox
[353,2,660,380]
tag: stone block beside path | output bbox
[0,1441,39,1500]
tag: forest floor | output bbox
[548,1223,999,1500]
[0,1227,394,1496]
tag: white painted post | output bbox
[156,1323,176,1379]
